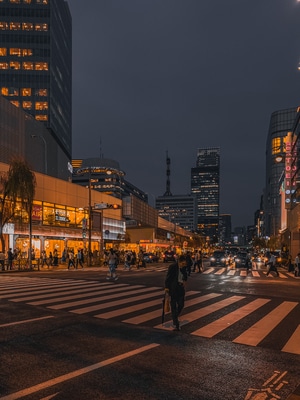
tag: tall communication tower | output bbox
[163,151,172,196]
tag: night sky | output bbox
[67,0,300,228]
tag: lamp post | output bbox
[88,168,92,266]
[31,135,47,174]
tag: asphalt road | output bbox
[0,261,300,400]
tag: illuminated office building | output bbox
[0,0,72,179]
[191,147,220,240]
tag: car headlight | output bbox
[236,258,241,262]
[210,257,216,262]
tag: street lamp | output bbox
[31,135,47,174]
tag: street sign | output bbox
[94,203,108,209]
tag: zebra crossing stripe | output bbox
[156,294,243,330]
[48,285,153,310]
[70,288,163,314]
[191,298,270,337]
[251,271,260,277]
[29,284,130,306]
[123,291,205,325]
[233,301,298,346]
[202,268,214,274]
[214,268,226,275]
[282,325,300,354]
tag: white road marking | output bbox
[0,316,54,328]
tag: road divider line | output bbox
[0,315,54,328]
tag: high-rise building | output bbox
[191,147,220,240]
[0,0,72,179]
[263,108,297,237]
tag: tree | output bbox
[0,158,36,259]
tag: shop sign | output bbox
[3,223,14,234]
[285,132,297,209]
[32,204,42,221]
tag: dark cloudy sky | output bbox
[68,0,300,228]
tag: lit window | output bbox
[35,62,48,70]
[35,23,48,31]
[10,22,21,30]
[36,0,48,4]
[35,101,48,110]
[23,0,32,3]
[272,137,281,155]
[0,48,7,56]
[21,88,31,96]
[22,22,33,31]
[35,115,48,121]
[0,22,8,30]
[35,88,47,96]
[22,101,32,109]
[22,62,34,70]
[10,101,20,107]
[0,63,8,69]
[10,61,20,69]
[1,87,8,95]
[10,0,21,3]
[10,48,21,56]
[22,49,33,56]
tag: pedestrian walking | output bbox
[164,254,188,331]
[193,250,202,273]
[0,251,5,271]
[53,249,59,266]
[266,253,279,277]
[124,251,131,270]
[294,253,300,277]
[7,248,14,270]
[185,251,193,276]
[41,250,49,268]
[107,248,118,281]
[48,251,53,266]
[68,250,75,269]
[76,248,84,268]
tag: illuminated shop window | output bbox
[1,87,8,95]
[10,61,20,69]
[22,101,32,109]
[21,88,31,96]
[35,23,48,31]
[0,63,8,69]
[22,49,33,56]
[22,22,33,31]
[0,22,8,30]
[22,61,34,70]
[10,101,20,107]
[10,48,21,56]
[10,22,21,30]
[0,48,7,56]
[35,88,47,96]
[35,115,48,121]
[35,62,48,70]
[35,101,48,110]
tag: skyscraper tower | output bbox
[191,147,220,240]
[0,0,72,178]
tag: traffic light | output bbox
[107,203,121,209]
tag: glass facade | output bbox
[0,0,72,159]
[264,108,297,237]
[191,147,220,239]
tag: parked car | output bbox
[209,251,227,267]
[234,252,250,268]
[163,251,176,263]
[143,253,159,263]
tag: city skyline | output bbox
[68,0,300,228]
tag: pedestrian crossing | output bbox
[0,276,299,355]
[98,264,299,279]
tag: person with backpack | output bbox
[266,253,279,277]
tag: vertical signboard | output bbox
[285,131,297,209]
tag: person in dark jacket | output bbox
[164,255,188,331]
